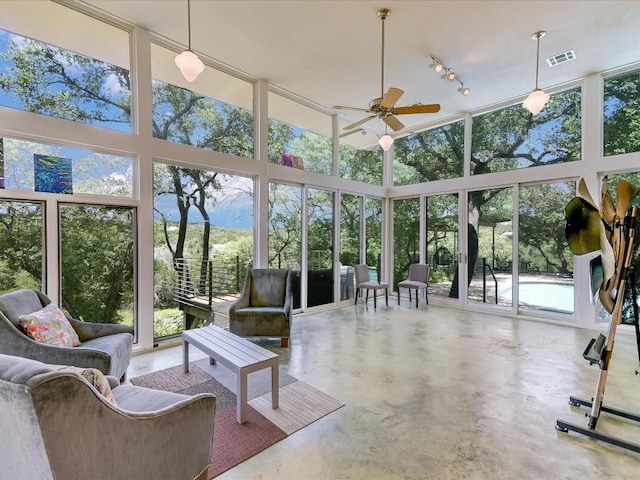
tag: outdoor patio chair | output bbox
[354,264,388,309]
[397,263,429,307]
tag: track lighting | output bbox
[429,54,470,96]
[523,30,549,115]
[175,0,204,82]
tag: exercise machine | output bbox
[556,206,640,453]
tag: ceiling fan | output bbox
[332,8,441,133]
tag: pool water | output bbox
[499,282,574,313]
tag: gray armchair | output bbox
[229,268,292,347]
[0,353,215,480]
[0,289,133,379]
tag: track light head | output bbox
[458,86,470,96]
[447,71,456,81]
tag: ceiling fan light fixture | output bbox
[523,30,549,115]
[175,0,204,82]
[378,134,394,151]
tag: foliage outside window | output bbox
[153,163,254,339]
[339,144,383,185]
[365,198,383,271]
[425,193,459,300]
[0,200,43,294]
[604,69,640,156]
[1,137,133,197]
[59,204,134,326]
[152,80,254,159]
[394,120,464,185]
[268,183,302,309]
[307,188,335,307]
[471,88,581,175]
[393,198,420,290]
[0,29,131,132]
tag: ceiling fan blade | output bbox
[394,104,441,115]
[344,115,377,130]
[383,115,405,131]
[333,105,371,113]
[380,87,404,109]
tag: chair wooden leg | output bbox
[385,288,388,306]
[366,289,369,303]
[397,288,400,305]
[354,288,359,305]
[281,337,289,348]
[373,290,376,309]
[415,289,419,308]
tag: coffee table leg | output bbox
[183,338,189,373]
[238,370,248,423]
[271,361,279,409]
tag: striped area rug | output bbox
[130,363,344,478]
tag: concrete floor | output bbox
[129,302,640,479]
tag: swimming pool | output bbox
[499,282,574,313]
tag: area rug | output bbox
[130,361,343,478]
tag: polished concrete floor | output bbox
[129,302,640,479]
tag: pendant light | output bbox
[378,131,394,151]
[522,30,550,115]
[175,0,204,82]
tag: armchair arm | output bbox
[66,317,133,343]
[0,315,112,371]
[229,268,252,316]
[33,376,215,480]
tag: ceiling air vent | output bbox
[546,50,576,67]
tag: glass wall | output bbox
[339,142,383,185]
[339,193,361,301]
[471,88,581,175]
[153,163,254,339]
[0,2,131,132]
[268,92,332,175]
[0,200,43,293]
[394,120,464,185]
[517,181,575,315]
[59,205,135,328]
[365,197,383,275]
[467,187,513,306]
[604,68,640,156]
[425,193,459,301]
[393,198,420,292]
[307,187,335,307]
[150,44,254,158]
[268,183,302,308]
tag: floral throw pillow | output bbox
[18,304,80,347]
[60,366,117,407]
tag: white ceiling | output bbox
[80,0,640,137]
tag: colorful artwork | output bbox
[281,153,304,170]
[281,153,293,167]
[34,154,73,194]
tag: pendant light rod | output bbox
[532,30,546,90]
[378,8,389,99]
[187,0,193,51]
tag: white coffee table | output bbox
[182,325,279,424]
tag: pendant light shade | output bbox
[175,0,204,82]
[175,50,204,82]
[523,30,549,115]
[378,134,394,151]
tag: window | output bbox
[339,129,383,185]
[0,2,131,132]
[393,198,420,289]
[59,204,135,329]
[394,120,464,185]
[268,183,302,308]
[0,200,43,293]
[268,93,332,175]
[153,163,254,339]
[471,88,581,175]
[518,182,575,315]
[1,137,133,197]
[307,188,335,307]
[339,193,361,301]
[425,193,459,301]
[604,69,640,156]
